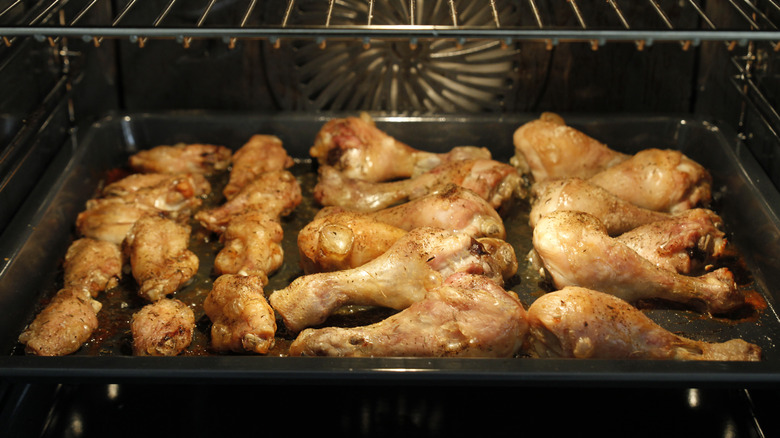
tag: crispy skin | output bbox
[63,238,123,297]
[131,298,195,356]
[224,135,294,199]
[129,143,232,175]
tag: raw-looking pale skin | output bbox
[63,237,123,297]
[615,208,728,275]
[288,272,528,358]
[532,210,747,315]
[511,112,629,182]
[587,148,713,214]
[18,288,102,356]
[527,287,761,361]
[124,215,199,302]
[131,298,195,356]
[223,135,295,200]
[300,185,507,273]
[529,177,670,236]
[204,274,277,354]
[195,169,302,234]
[129,143,232,175]
[314,158,523,213]
[310,112,491,182]
[270,227,518,333]
[101,172,212,220]
[76,198,157,245]
[213,211,285,285]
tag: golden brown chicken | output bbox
[223,134,295,199]
[129,143,232,175]
[131,298,195,356]
[203,274,277,354]
[527,287,760,361]
[213,211,285,284]
[288,272,528,357]
[63,237,123,297]
[124,215,199,302]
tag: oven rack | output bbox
[1,0,780,50]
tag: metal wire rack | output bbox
[1,0,780,50]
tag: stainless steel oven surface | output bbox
[3,1,780,437]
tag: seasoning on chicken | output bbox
[213,211,285,285]
[270,227,518,333]
[76,198,157,245]
[203,274,277,354]
[62,237,123,297]
[527,287,760,361]
[288,272,528,357]
[18,288,102,356]
[529,177,670,236]
[310,112,491,183]
[129,142,232,175]
[124,215,199,302]
[532,210,747,315]
[101,172,211,220]
[131,298,195,356]
[615,208,728,275]
[223,135,295,200]
[314,158,523,213]
[511,112,629,183]
[195,169,302,234]
[588,148,713,213]
[300,185,506,274]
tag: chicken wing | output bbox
[195,169,302,234]
[124,215,199,302]
[75,198,157,245]
[527,287,760,361]
[223,135,295,199]
[213,211,285,284]
[203,274,277,354]
[270,227,518,333]
[615,208,728,275]
[529,177,670,235]
[101,172,211,220]
[511,112,629,182]
[310,112,491,182]
[131,298,195,356]
[588,148,712,213]
[288,272,528,357]
[18,288,102,356]
[129,143,232,175]
[314,158,523,213]
[532,210,747,314]
[63,237,123,297]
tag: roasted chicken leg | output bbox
[288,272,528,357]
[310,112,491,182]
[527,287,760,361]
[532,210,746,314]
[270,227,518,333]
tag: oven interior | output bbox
[2,0,780,436]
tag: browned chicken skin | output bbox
[530,177,670,236]
[223,135,295,199]
[195,169,302,234]
[18,288,102,356]
[314,158,523,213]
[311,112,491,182]
[63,237,123,297]
[124,215,199,302]
[527,287,760,361]
[288,272,528,357]
[204,274,277,354]
[299,185,507,273]
[615,208,728,275]
[512,112,629,182]
[129,143,232,175]
[101,172,211,220]
[270,227,518,333]
[532,210,746,314]
[131,298,195,356]
[588,148,712,213]
[213,211,285,284]
[76,199,157,245]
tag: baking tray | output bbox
[1,111,779,386]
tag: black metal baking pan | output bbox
[1,111,779,386]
